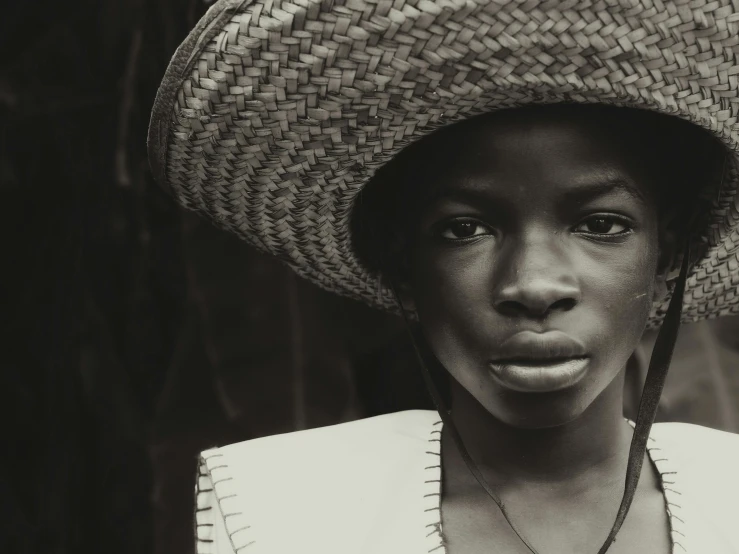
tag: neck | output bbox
[444,372,632,489]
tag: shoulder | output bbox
[650,421,739,469]
[650,422,739,486]
[195,410,443,553]
[650,422,739,551]
[204,408,442,507]
[200,410,441,503]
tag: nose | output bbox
[493,235,581,319]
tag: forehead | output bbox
[420,108,658,203]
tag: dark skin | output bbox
[396,110,678,553]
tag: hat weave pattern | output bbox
[149,0,739,325]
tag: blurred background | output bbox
[1,1,738,553]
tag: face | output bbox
[402,110,669,429]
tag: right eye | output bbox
[438,219,492,240]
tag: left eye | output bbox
[439,220,491,240]
[575,216,630,235]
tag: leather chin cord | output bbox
[390,240,691,554]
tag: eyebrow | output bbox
[428,177,649,209]
[563,178,648,206]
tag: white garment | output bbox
[194,410,739,553]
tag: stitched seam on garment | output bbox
[196,449,257,553]
[424,419,446,553]
[195,456,218,553]
[629,420,685,553]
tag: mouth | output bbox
[488,356,590,393]
[489,331,590,393]
[496,330,587,360]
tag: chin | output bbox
[480,386,595,430]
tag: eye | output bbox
[574,215,632,236]
[438,219,492,240]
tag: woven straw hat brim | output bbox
[149,0,739,326]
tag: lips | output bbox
[488,331,589,393]
[494,330,587,362]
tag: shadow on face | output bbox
[351,104,725,428]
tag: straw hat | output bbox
[148,0,739,325]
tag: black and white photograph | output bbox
[4,1,739,553]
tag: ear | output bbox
[386,248,418,315]
[653,217,679,303]
[393,278,417,314]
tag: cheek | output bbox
[407,245,499,369]
[409,244,493,321]
[578,236,660,355]
[594,252,653,301]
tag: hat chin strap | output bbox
[390,242,690,554]
[597,243,691,553]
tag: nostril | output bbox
[550,298,577,312]
[495,297,577,318]
[496,300,529,317]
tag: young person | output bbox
[148,1,739,552]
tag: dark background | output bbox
[2,2,738,554]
